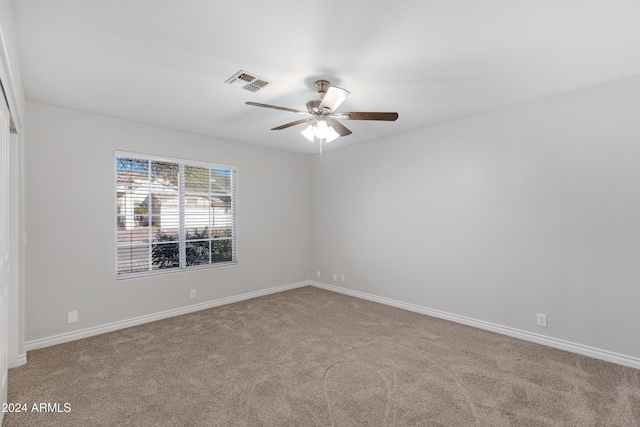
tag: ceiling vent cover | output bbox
[225,70,271,93]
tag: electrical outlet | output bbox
[67,310,78,324]
[190,289,196,299]
[536,313,548,327]
[316,270,321,278]
[340,274,345,282]
[332,273,337,281]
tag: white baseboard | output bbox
[23,280,640,371]
[16,353,27,367]
[25,280,311,352]
[310,281,640,371]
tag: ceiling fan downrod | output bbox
[314,80,330,95]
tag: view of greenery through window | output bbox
[116,155,236,276]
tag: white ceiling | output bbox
[10,0,640,154]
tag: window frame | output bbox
[115,150,237,279]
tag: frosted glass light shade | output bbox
[315,120,330,139]
[324,126,340,142]
[301,124,315,142]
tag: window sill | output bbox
[115,261,238,281]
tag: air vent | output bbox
[225,70,271,93]
[243,84,261,93]
[252,79,269,88]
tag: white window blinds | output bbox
[115,152,237,277]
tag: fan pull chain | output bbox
[319,137,323,162]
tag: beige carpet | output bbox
[4,286,640,426]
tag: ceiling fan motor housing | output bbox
[306,99,322,114]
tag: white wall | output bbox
[310,75,640,360]
[25,102,310,341]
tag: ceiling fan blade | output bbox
[318,86,350,112]
[340,112,399,121]
[271,118,313,130]
[246,102,308,115]
[328,118,352,136]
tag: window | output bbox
[115,151,237,277]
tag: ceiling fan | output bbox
[246,80,398,144]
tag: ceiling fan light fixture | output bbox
[314,120,330,139]
[324,124,340,143]
[301,124,316,142]
[315,120,340,142]
[300,120,340,143]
